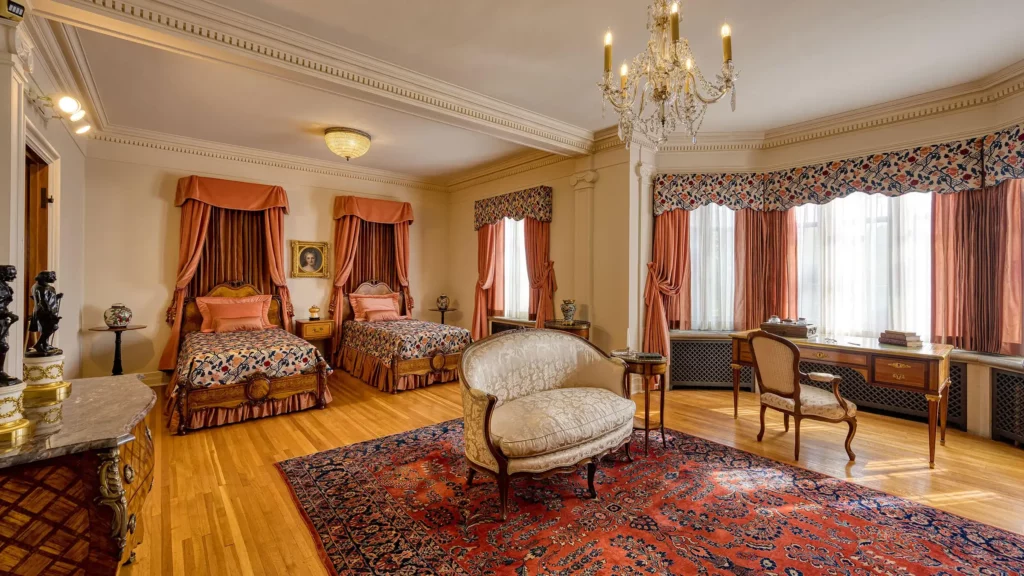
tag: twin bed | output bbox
[166,281,471,433]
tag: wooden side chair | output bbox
[747,331,858,461]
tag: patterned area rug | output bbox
[277,420,1024,575]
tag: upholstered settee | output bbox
[460,329,636,520]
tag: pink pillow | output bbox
[196,296,272,332]
[350,293,401,321]
[366,309,401,322]
[213,316,265,333]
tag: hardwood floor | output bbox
[127,373,1024,576]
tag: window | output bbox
[794,191,932,338]
[503,217,530,319]
[690,203,735,330]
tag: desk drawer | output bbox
[301,322,332,339]
[800,347,868,367]
[872,356,929,388]
[735,341,753,364]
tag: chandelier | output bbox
[599,1,737,148]
[324,127,371,160]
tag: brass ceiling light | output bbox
[324,127,371,161]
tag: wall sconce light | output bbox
[26,91,92,135]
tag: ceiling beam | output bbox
[31,0,596,156]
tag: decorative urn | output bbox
[436,294,450,311]
[560,299,577,323]
[103,303,132,328]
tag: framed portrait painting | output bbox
[290,241,330,279]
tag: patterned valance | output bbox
[473,186,553,230]
[654,123,1024,214]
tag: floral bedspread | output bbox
[342,319,472,366]
[175,329,331,391]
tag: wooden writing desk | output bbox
[729,330,953,467]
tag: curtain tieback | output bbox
[644,262,680,303]
[165,288,186,326]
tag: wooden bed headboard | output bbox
[341,280,406,321]
[180,282,284,339]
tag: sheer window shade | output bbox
[795,192,931,338]
[503,217,530,320]
[689,203,735,330]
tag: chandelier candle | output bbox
[598,0,738,147]
[721,23,732,62]
[604,31,612,73]
[670,3,679,43]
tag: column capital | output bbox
[570,170,598,190]
[634,160,654,184]
[0,18,33,74]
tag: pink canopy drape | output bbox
[643,210,690,360]
[159,176,291,371]
[329,196,415,364]
[472,222,502,341]
[264,207,293,332]
[524,218,557,327]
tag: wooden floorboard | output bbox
[126,373,1024,575]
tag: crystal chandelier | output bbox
[599,1,737,148]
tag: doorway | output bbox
[24,148,49,345]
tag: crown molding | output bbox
[34,0,596,155]
[89,126,449,192]
[446,149,572,192]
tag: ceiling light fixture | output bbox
[57,96,81,115]
[69,110,86,122]
[599,1,738,148]
[324,127,371,161]
[74,124,91,135]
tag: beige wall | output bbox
[82,140,450,378]
[447,148,632,353]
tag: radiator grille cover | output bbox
[993,369,1024,444]
[670,340,966,430]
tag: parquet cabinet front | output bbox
[0,375,156,575]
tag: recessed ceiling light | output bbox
[69,110,86,122]
[75,124,91,135]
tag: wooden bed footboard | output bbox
[394,351,462,377]
[176,370,328,435]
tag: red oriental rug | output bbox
[277,421,1024,575]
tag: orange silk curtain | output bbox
[643,210,690,359]
[264,207,292,331]
[734,209,798,330]
[330,215,362,365]
[932,179,1023,355]
[395,221,414,314]
[472,221,504,340]
[345,221,398,294]
[524,218,556,327]
[187,207,271,298]
[158,199,212,371]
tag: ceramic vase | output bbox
[560,299,577,323]
[436,294,450,311]
[103,303,132,328]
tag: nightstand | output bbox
[295,318,333,356]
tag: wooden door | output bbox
[24,149,48,344]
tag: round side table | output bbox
[89,325,146,376]
[623,355,668,455]
[543,320,591,340]
[428,308,457,325]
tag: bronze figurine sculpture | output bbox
[0,265,18,385]
[26,271,62,358]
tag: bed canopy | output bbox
[329,195,414,364]
[158,176,294,370]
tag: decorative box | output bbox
[760,320,818,338]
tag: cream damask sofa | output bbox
[460,329,636,520]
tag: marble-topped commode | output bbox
[0,374,156,469]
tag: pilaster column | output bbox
[569,169,598,324]
[628,154,654,352]
[0,18,32,377]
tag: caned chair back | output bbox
[749,331,801,398]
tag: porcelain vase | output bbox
[436,294,450,311]
[103,303,132,328]
[560,299,577,323]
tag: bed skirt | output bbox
[340,345,459,393]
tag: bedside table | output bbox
[295,318,333,356]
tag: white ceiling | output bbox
[207,0,1024,132]
[76,29,529,179]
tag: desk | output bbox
[730,330,953,467]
